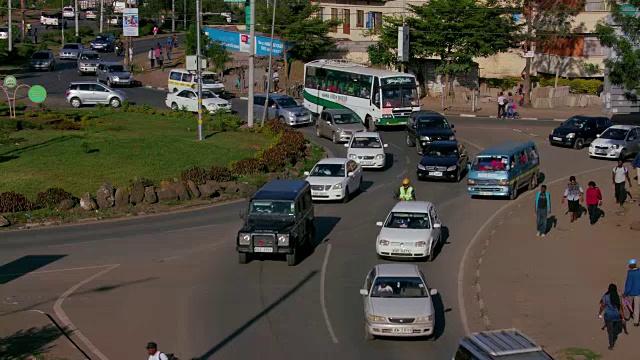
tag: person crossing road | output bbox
[395,178,416,201]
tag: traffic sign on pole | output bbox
[28,85,47,103]
[4,76,17,88]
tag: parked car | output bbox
[315,108,366,143]
[417,140,469,182]
[65,81,127,108]
[59,43,84,60]
[62,6,75,18]
[29,50,56,71]
[165,89,231,113]
[303,158,363,202]
[253,93,312,126]
[77,50,101,75]
[360,264,438,340]
[345,132,388,169]
[375,201,443,261]
[406,110,456,155]
[85,9,97,19]
[90,33,116,52]
[453,329,553,359]
[589,125,640,160]
[549,115,612,149]
[0,26,8,40]
[96,62,132,87]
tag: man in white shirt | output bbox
[497,92,506,118]
[562,175,584,222]
[147,342,169,360]
[613,160,632,207]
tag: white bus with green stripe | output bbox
[303,59,420,131]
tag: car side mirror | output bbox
[429,289,438,296]
[303,171,310,176]
[360,289,369,296]
[376,221,383,226]
[433,223,441,228]
[383,143,388,148]
[344,143,349,147]
[239,209,246,220]
[466,163,472,171]
[596,134,601,137]
[348,171,355,177]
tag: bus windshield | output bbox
[381,86,418,108]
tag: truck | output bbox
[40,11,64,28]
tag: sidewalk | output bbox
[475,168,640,358]
[420,96,604,121]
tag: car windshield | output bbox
[108,65,126,72]
[32,52,49,59]
[80,53,99,60]
[600,128,629,141]
[371,277,428,298]
[472,156,508,171]
[95,35,108,41]
[351,137,382,148]
[63,44,80,49]
[384,212,431,229]
[333,113,361,124]
[561,117,588,129]
[249,200,294,216]
[309,163,345,177]
[381,85,419,108]
[274,97,299,108]
[201,74,218,84]
[424,145,459,158]
[201,91,218,99]
[416,116,449,129]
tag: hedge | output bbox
[538,78,603,95]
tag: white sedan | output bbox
[165,89,231,114]
[345,131,388,169]
[304,158,363,203]
[375,201,443,261]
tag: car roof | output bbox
[375,263,421,277]
[316,157,349,165]
[69,81,103,85]
[255,93,294,99]
[413,110,445,118]
[428,140,459,147]
[391,200,434,213]
[99,62,124,66]
[352,131,381,138]
[478,141,535,156]
[170,68,215,75]
[607,124,639,130]
[251,180,309,201]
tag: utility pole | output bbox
[74,0,79,36]
[171,0,175,32]
[20,0,25,43]
[261,0,277,126]
[99,0,103,32]
[400,0,405,73]
[8,0,12,52]
[523,0,533,106]
[196,0,203,140]
[247,0,255,127]
[183,0,186,30]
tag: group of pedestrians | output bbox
[148,36,178,71]
[497,84,525,119]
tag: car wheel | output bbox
[106,79,112,87]
[574,138,585,150]
[170,102,179,111]
[366,115,377,131]
[342,186,350,203]
[278,116,286,124]
[315,126,322,138]
[172,88,178,93]
[528,174,537,191]
[619,149,628,160]
[365,325,375,340]
[509,185,517,200]
[455,169,462,183]
[332,132,339,144]
[238,253,249,264]
[286,248,297,266]
[109,97,121,108]
[70,97,82,108]
[406,133,416,147]
[48,64,54,72]
[427,244,435,262]
[359,177,364,193]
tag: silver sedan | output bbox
[315,109,366,143]
[59,43,84,60]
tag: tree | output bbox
[184,24,232,74]
[369,0,521,99]
[255,0,339,88]
[596,1,640,98]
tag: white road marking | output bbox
[389,142,403,152]
[396,169,408,179]
[0,264,118,277]
[457,164,613,335]
[320,244,339,344]
[512,128,523,133]
[460,139,485,151]
[53,264,120,360]
[405,155,410,165]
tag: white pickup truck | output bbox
[40,12,62,28]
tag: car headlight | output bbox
[277,234,289,245]
[612,144,619,149]
[449,136,455,140]
[238,233,250,245]
[418,164,426,170]
[348,154,357,159]
[467,179,476,185]
[382,114,393,118]
[332,183,342,190]
[415,241,426,247]
[415,315,434,323]
[112,76,119,81]
[375,154,384,159]
[378,239,389,246]
[446,165,457,171]
[498,179,509,186]
[420,136,431,141]
[288,113,296,119]
[566,133,575,139]
[367,313,388,322]
[207,103,218,109]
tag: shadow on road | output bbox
[0,255,67,285]
[196,270,319,359]
[431,226,450,261]
[314,216,341,246]
[0,324,68,359]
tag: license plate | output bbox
[479,191,493,196]
[361,161,373,165]
[391,328,413,334]
[552,137,562,141]
[392,248,411,254]
[311,191,325,196]
[596,151,607,154]
[429,171,443,176]
[254,247,273,253]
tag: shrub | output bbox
[52,120,82,130]
[210,165,233,182]
[279,131,306,162]
[0,192,39,213]
[35,188,75,209]
[0,119,40,132]
[78,25,94,37]
[180,166,211,185]
[140,24,155,36]
[261,146,290,172]
[262,119,289,137]
[203,112,245,132]
[538,77,603,95]
[102,29,122,38]
[230,158,266,175]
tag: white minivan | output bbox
[168,68,225,94]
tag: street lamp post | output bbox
[247,0,255,127]
[99,0,103,32]
[8,0,12,52]
[261,0,277,127]
[196,0,203,140]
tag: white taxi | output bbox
[304,158,363,203]
[165,89,231,114]
[375,201,442,261]
[345,132,388,169]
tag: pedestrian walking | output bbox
[33,28,38,44]
[518,84,524,106]
[598,283,626,350]
[148,48,155,68]
[505,92,515,119]
[624,258,640,327]
[157,51,164,70]
[632,151,640,188]
[273,69,279,92]
[562,175,584,222]
[173,34,178,48]
[146,342,169,360]
[153,26,158,37]
[165,41,171,61]
[497,92,506,118]
[534,184,551,237]
[586,181,603,225]
[613,160,632,207]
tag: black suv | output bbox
[237,179,315,266]
[417,140,469,182]
[549,115,612,149]
[406,110,456,154]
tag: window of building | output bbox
[585,0,611,11]
[365,12,382,29]
[343,9,350,34]
[583,36,604,56]
[357,10,364,28]
[331,8,338,32]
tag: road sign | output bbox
[620,4,638,16]
[28,85,47,103]
[523,51,535,58]
[3,75,17,88]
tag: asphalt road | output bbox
[0,116,610,360]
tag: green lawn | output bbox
[0,110,270,198]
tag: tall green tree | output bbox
[369,0,521,97]
[255,0,339,87]
[596,1,640,98]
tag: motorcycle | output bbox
[115,45,122,56]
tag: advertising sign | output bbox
[123,8,139,36]
[397,26,409,62]
[204,28,292,57]
[240,34,251,53]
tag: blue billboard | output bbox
[203,28,293,57]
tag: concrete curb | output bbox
[144,85,168,91]
[444,112,567,122]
